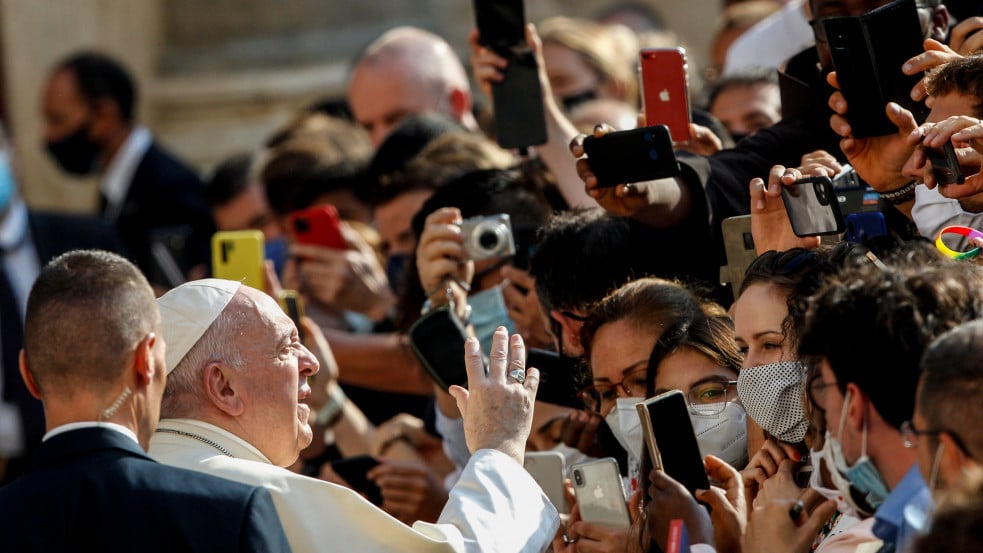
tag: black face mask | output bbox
[45,121,101,176]
[560,89,598,113]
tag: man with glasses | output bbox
[798,242,983,553]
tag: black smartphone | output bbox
[925,141,965,186]
[582,125,682,188]
[781,176,845,237]
[821,0,929,138]
[277,289,306,342]
[636,390,710,495]
[408,307,486,390]
[526,348,582,409]
[472,0,547,150]
[330,455,383,505]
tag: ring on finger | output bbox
[509,368,526,384]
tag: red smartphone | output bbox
[639,47,691,145]
[288,205,347,250]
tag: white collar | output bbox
[0,197,28,252]
[102,126,152,220]
[155,418,274,464]
[44,421,140,446]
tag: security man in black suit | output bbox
[40,51,215,290]
[0,249,291,552]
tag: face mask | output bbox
[560,89,598,113]
[385,253,411,294]
[264,236,289,277]
[737,361,809,443]
[828,391,890,512]
[45,120,101,176]
[0,153,14,213]
[689,401,749,469]
[729,132,748,144]
[549,442,591,468]
[809,446,858,517]
[605,397,643,492]
[469,285,515,357]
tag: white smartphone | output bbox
[569,457,630,528]
[524,451,568,514]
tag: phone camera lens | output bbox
[294,218,310,233]
[573,469,583,486]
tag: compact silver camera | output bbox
[459,214,516,261]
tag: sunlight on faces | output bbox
[348,63,445,147]
[234,287,319,467]
[374,189,432,259]
[589,319,655,416]
[652,348,737,403]
[710,82,781,138]
[541,41,604,100]
[41,68,91,143]
[733,282,792,368]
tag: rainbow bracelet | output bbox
[936,226,983,259]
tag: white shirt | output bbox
[101,126,152,221]
[43,421,140,445]
[723,0,815,76]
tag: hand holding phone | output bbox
[781,176,845,237]
[639,47,691,144]
[925,141,965,186]
[524,451,568,514]
[581,124,681,187]
[289,205,347,250]
[636,390,710,495]
[569,457,630,527]
[211,230,265,290]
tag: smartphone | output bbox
[211,230,265,290]
[639,47,691,144]
[718,215,758,302]
[844,212,888,244]
[330,455,383,506]
[289,205,346,250]
[472,0,547,149]
[526,348,582,409]
[570,457,630,528]
[582,124,681,187]
[781,176,845,237]
[408,307,486,390]
[277,289,306,341]
[524,451,568,514]
[821,0,929,138]
[636,390,710,496]
[925,141,965,186]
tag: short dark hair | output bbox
[24,250,157,395]
[56,51,136,124]
[918,319,983,459]
[706,68,779,110]
[798,241,983,429]
[925,54,983,118]
[203,152,254,208]
[261,141,368,215]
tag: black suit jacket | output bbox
[114,140,215,288]
[0,427,291,552]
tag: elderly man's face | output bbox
[234,286,320,466]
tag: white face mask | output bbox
[809,446,858,517]
[605,397,643,491]
[689,401,750,470]
[737,361,809,443]
[548,442,592,469]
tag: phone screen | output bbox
[637,390,710,495]
[781,177,845,237]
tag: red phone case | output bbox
[639,47,691,144]
[288,205,346,250]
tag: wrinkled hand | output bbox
[569,125,660,218]
[500,265,552,349]
[368,460,449,524]
[749,165,822,254]
[448,329,539,465]
[416,207,473,310]
[560,409,606,458]
[828,71,919,192]
[949,18,983,56]
[646,468,714,552]
[743,488,837,553]
[289,223,395,321]
[905,39,962,103]
[696,455,747,553]
[741,438,803,506]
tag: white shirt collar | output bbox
[102,126,152,221]
[44,421,141,445]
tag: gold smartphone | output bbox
[211,230,264,290]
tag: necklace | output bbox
[155,427,234,458]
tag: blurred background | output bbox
[0,0,721,212]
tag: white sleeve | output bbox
[690,545,717,553]
[911,184,965,239]
[414,449,560,553]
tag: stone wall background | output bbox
[0,0,723,211]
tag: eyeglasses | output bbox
[900,419,947,449]
[806,371,837,413]
[578,369,737,417]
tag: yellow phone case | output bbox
[211,230,264,290]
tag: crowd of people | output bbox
[3,0,983,551]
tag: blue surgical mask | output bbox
[264,236,289,277]
[385,253,411,294]
[469,285,515,357]
[829,390,891,511]
[0,153,14,213]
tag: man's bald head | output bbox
[348,26,476,146]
